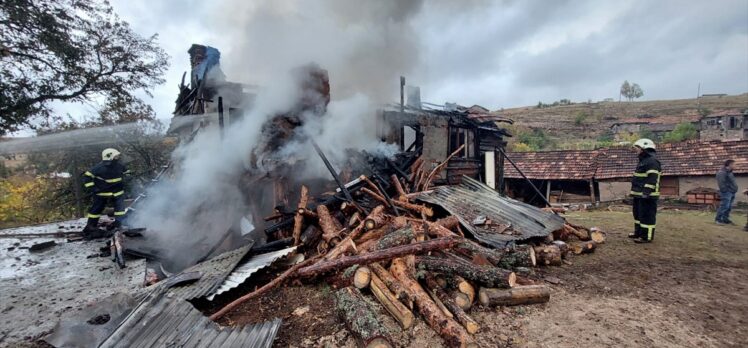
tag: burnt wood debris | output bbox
[46,46,606,348]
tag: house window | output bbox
[728,116,739,129]
[705,119,720,126]
[449,127,475,158]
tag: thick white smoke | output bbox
[130,0,423,268]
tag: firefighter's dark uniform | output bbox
[630,150,662,241]
[82,160,130,229]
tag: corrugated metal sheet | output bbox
[99,294,281,348]
[163,244,253,300]
[208,246,297,301]
[416,176,565,247]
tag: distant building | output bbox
[503,140,748,205]
[699,109,748,141]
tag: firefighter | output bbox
[81,148,131,239]
[629,138,662,243]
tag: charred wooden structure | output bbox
[377,102,511,191]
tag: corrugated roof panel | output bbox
[99,295,281,348]
[207,246,297,301]
[165,244,253,300]
[416,176,565,247]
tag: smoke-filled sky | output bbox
[105,0,747,122]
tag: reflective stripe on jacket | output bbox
[82,160,130,196]
[631,150,662,198]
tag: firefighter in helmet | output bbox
[82,148,131,238]
[629,138,662,243]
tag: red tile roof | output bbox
[504,140,748,180]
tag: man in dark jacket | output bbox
[715,159,738,224]
[629,138,662,243]
[82,148,130,238]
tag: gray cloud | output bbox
[108,0,746,120]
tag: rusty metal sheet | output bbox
[416,176,565,247]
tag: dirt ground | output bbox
[221,208,748,348]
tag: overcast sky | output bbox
[103,0,748,123]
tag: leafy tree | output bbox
[509,142,533,152]
[662,122,699,143]
[516,128,554,150]
[620,80,644,101]
[0,176,67,227]
[0,0,169,135]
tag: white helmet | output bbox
[102,148,121,161]
[633,138,656,150]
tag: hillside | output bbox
[498,93,748,150]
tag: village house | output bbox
[699,108,748,141]
[503,140,748,205]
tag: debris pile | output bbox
[205,149,605,348]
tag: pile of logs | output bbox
[209,154,605,348]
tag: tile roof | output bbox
[504,140,748,180]
[503,150,599,180]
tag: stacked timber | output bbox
[208,153,605,348]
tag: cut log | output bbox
[355,227,388,245]
[390,259,476,348]
[435,215,461,230]
[570,240,597,255]
[369,273,415,329]
[391,200,433,217]
[496,245,537,268]
[375,226,415,250]
[390,174,407,201]
[364,207,388,230]
[326,206,385,260]
[297,238,459,278]
[424,275,480,334]
[416,255,516,288]
[361,187,389,206]
[453,276,476,306]
[551,240,570,259]
[478,285,551,307]
[453,292,472,311]
[589,227,606,244]
[370,263,414,308]
[454,241,503,266]
[424,220,458,238]
[318,205,344,243]
[533,244,562,266]
[565,224,590,241]
[292,185,310,246]
[354,266,372,289]
[335,287,393,348]
[361,175,386,198]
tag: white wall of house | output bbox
[679,175,748,203]
[598,175,748,203]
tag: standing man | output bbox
[715,159,738,224]
[81,148,130,239]
[629,138,662,243]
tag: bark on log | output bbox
[424,275,480,334]
[297,238,459,278]
[390,259,476,348]
[370,263,414,308]
[570,240,597,255]
[424,220,458,238]
[551,240,570,259]
[369,272,415,329]
[533,244,562,266]
[565,224,590,241]
[292,186,310,245]
[354,266,372,289]
[415,256,516,288]
[478,285,551,307]
[326,206,385,260]
[361,175,386,199]
[375,226,415,250]
[436,215,461,231]
[362,187,389,206]
[318,205,344,243]
[355,227,388,245]
[496,245,537,268]
[453,241,504,266]
[390,174,407,201]
[453,292,472,311]
[335,287,394,348]
[391,199,433,217]
[364,208,388,230]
